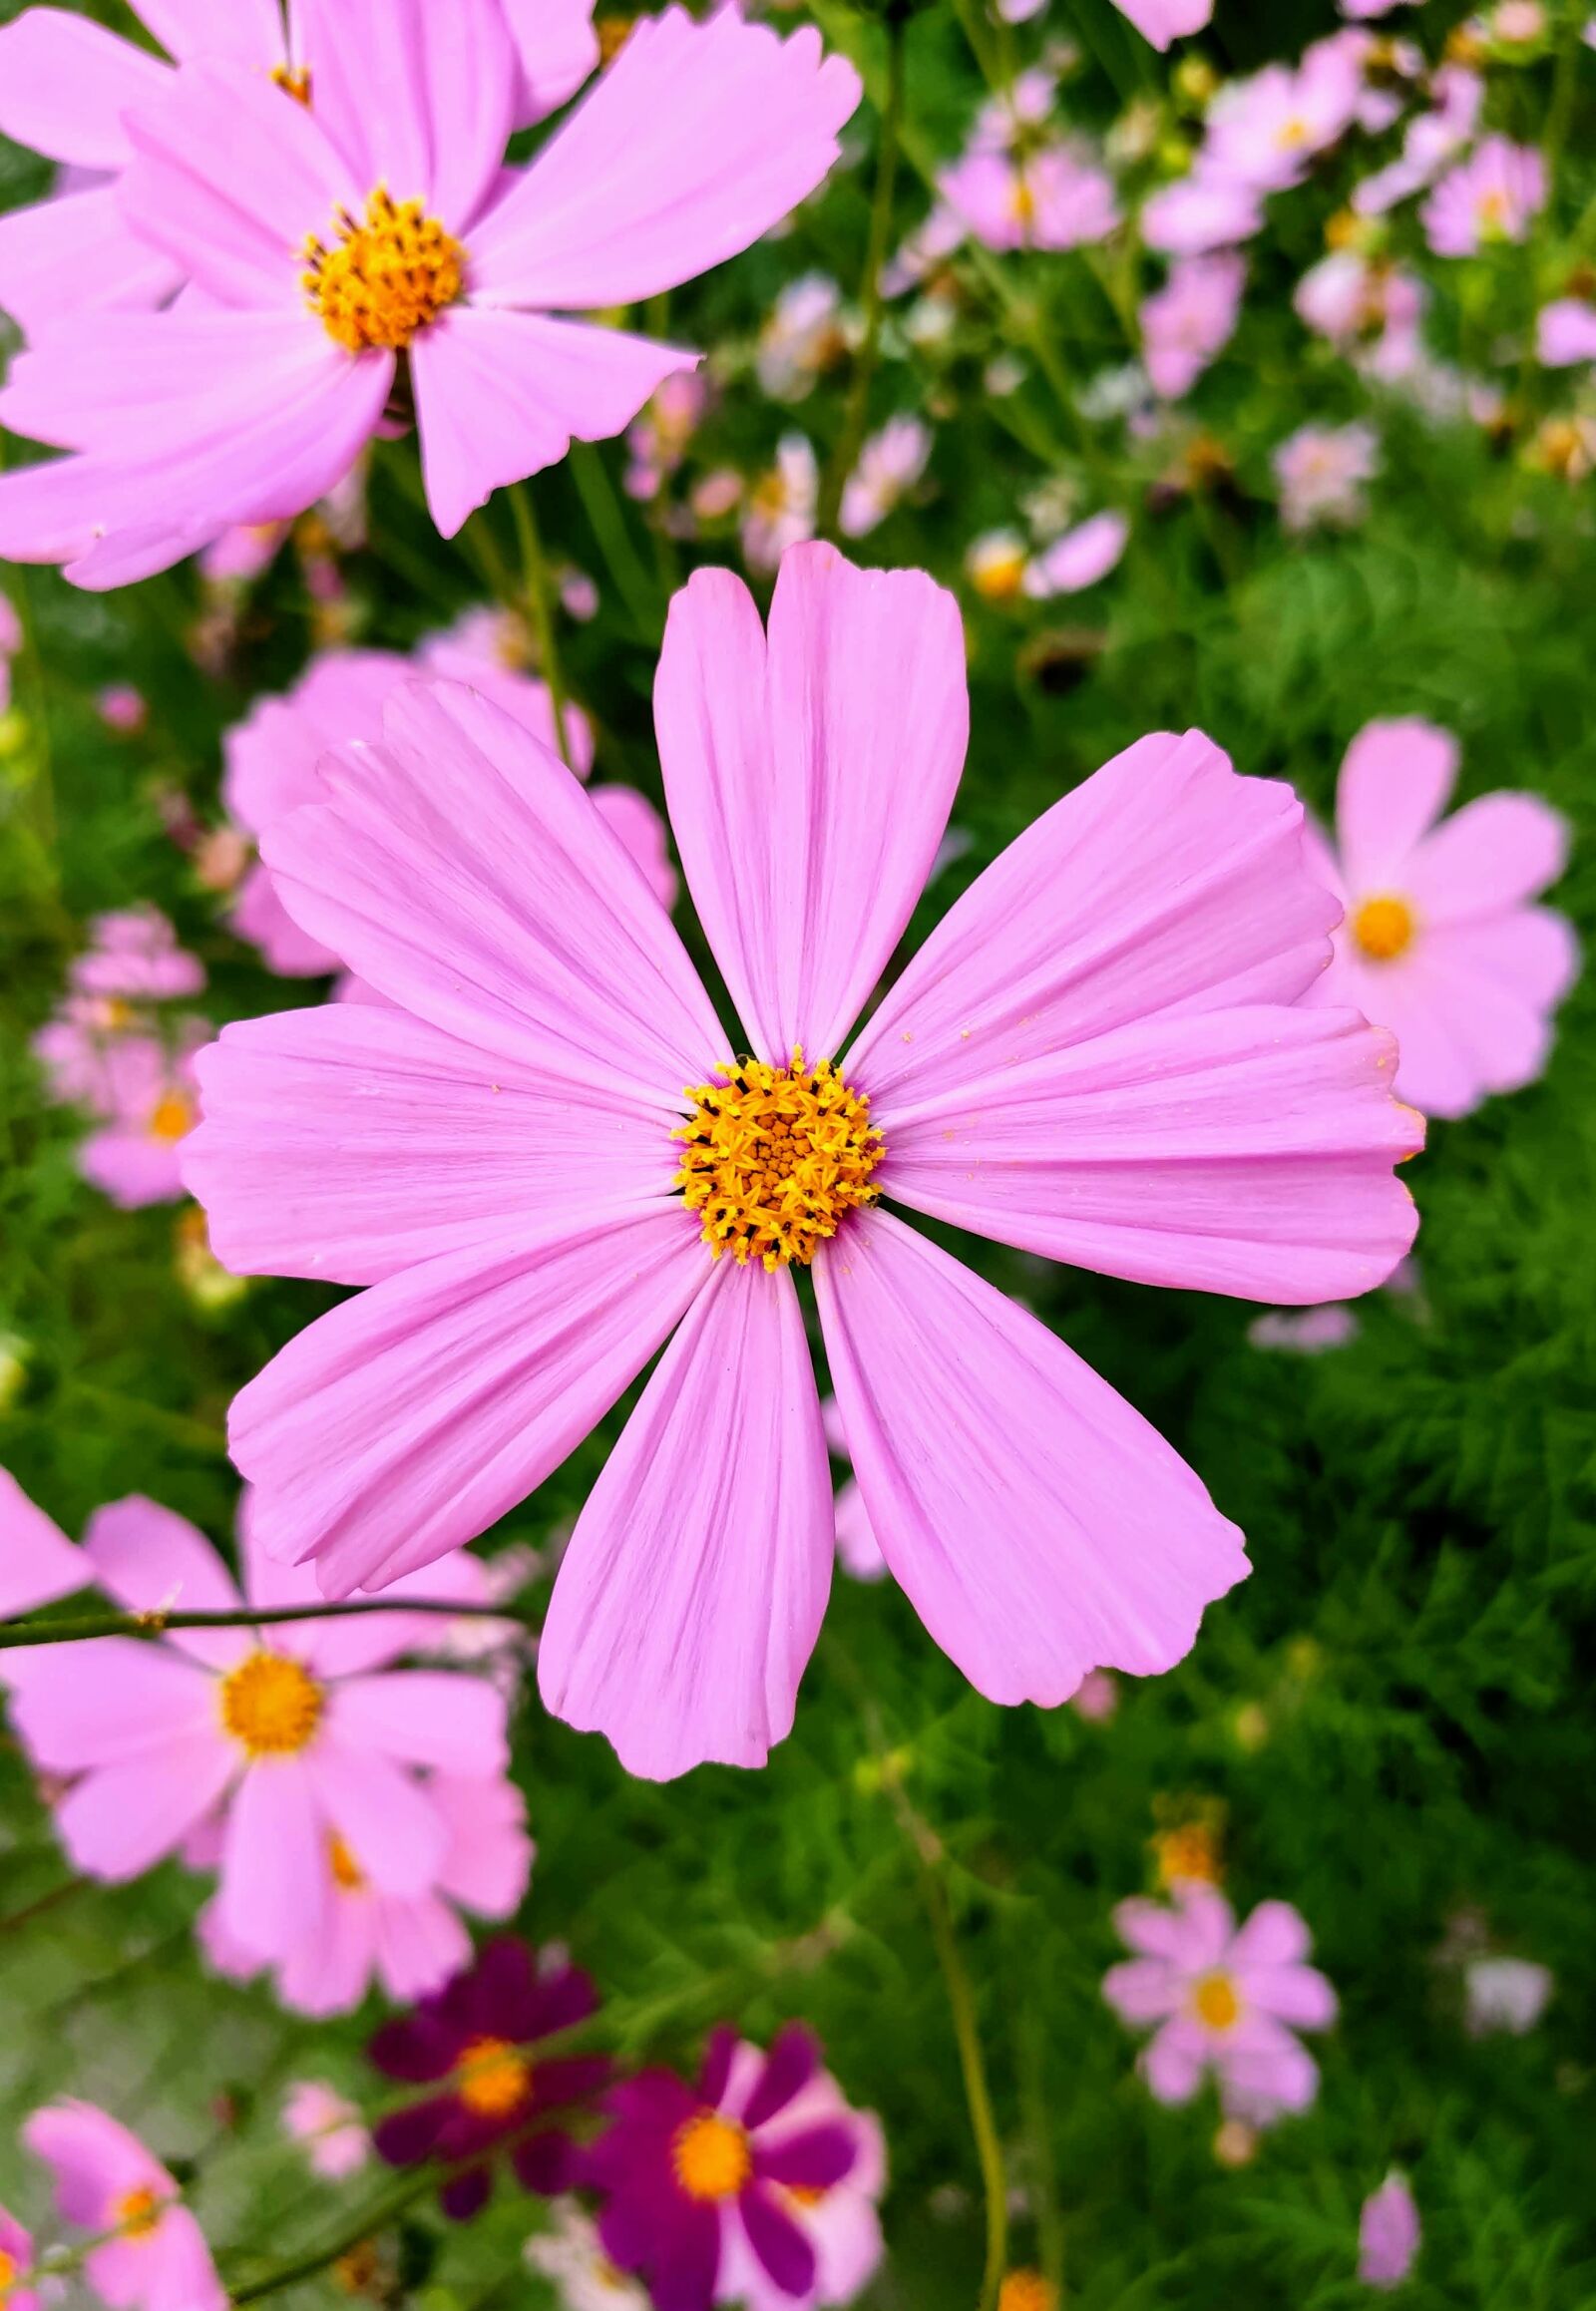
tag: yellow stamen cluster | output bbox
[148,1090,194,1143]
[114,2188,163,2240]
[1352,894,1415,963]
[218,1652,323,1757]
[270,62,312,106]
[303,187,464,354]
[328,1834,366,1892]
[1192,1970,1242,2032]
[674,1050,884,1271]
[671,2113,752,2203]
[998,2274,1058,2311]
[455,2037,532,2119]
[0,2250,19,2301]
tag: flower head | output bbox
[1359,2170,1420,2289]
[1273,420,1380,531]
[22,2102,223,2311]
[1141,254,1246,399]
[281,2084,370,2182]
[1422,136,1546,256]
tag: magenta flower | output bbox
[1140,253,1246,399]
[183,545,1419,1780]
[0,2206,41,2311]
[0,3,859,588]
[1103,1882,1338,2124]
[1302,718,1577,1117]
[21,2101,223,2311]
[1111,0,1214,46]
[1421,135,1546,257]
[585,2024,878,2311]
[0,1465,89,1619]
[1359,2170,1420,2289]
[0,1492,508,1969]
[368,1938,608,2218]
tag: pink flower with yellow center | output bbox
[182,543,1421,1782]
[21,2101,223,2311]
[0,2206,42,2311]
[0,2,859,588]
[1421,134,1546,257]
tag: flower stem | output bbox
[817,2,909,540]
[509,478,574,767]
[0,1598,533,1653]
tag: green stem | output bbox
[0,1597,533,1653]
[816,5,909,539]
[568,441,661,641]
[508,480,574,767]
[227,2168,442,2305]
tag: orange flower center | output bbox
[328,1834,366,1892]
[1352,894,1415,962]
[674,1048,883,1271]
[270,62,312,105]
[218,1652,323,1756]
[304,187,464,353]
[1192,1971,1241,2032]
[114,2187,164,2240]
[0,2250,19,2299]
[455,2037,532,2119]
[998,2274,1058,2311]
[671,2113,752,2202]
[148,1090,194,1142]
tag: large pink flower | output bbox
[182,545,1420,1780]
[1103,1882,1338,2124]
[0,3,859,587]
[0,1493,508,1966]
[1302,718,1577,1117]
[21,2101,223,2311]
[0,0,600,336]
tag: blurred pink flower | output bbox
[1273,421,1380,532]
[1421,136,1546,256]
[1463,1953,1553,2036]
[1141,254,1245,398]
[0,1492,509,1970]
[1022,510,1129,595]
[939,143,1117,253]
[1536,296,1596,366]
[1353,63,1481,215]
[742,436,819,574]
[1203,41,1365,195]
[181,546,1419,1779]
[839,416,933,539]
[1295,252,1425,377]
[1247,1304,1360,1353]
[0,5,859,587]
[71,909,203,1001]
[22,2101,223,2311]
[280,2083,370,2181]
[1111,0,1214,46]
[756,275,848,404]
[75,1028,209,1211]
[818,1399,889,1583]
[1104,1881,1337,2124]
[0,2205,42,2311]
[1359,2171,1420,2289]
[625,372,712,499]
[1302,718,1578,1117]
[1142,171,1265,256]
[1071,1668,1120,1721]
[0,1466,89,1619]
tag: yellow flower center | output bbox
[455,2037,532,2119]
[671,2112,752,2202]
[787,2182,828,2208]
[998,2275,1057,2311]
[1192,1971,1241,2032]
[217,1652,323,1757]
[0,2250,19,2299]
[1477,188,1510,232]
[328,1834,366,1892]
[1010,176,1037,227]
[270,62,312,106]
[1153,1820,1222,1890]
[674,1049,884,1271]
[1352,894,1415,962]
[148,1090,194,1142]
[303,187,464,354]
[114,2188,164,2240]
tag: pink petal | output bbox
[845,731,1337,1113]
[326,1672,509,1775]
[1113,0,1214,47]
[184,1001,671,1288]
[501,0,598,124]
[133,2206,224,2311]
[468,8,859,308]
[655,546,968,1062]
[258,679,728,1106]
[293,1545,499,1678]
[274,1894,379,2017]
[1114,1886,1235,1963]
[2,1638,215,1768]
[134,0,284,65]
[590,785,679,913]
[232,1209,709,1595]
[874,1004,1421,1304]
[0,12,171,169]
[304,1739,448,1896]
[53,1738,236,1879]
[1394,914,1575,1113]
[82,1495,247,1670]
[1219,2013,1320,2118]
[1101,1957,1185,2023]
[1336,718,1459,892]
[432,1773,534,1915]
[1405,791,1569,920]
[0,1467,88,1617]
[539,1260,833,1778]
[1141,2016,1207,2103]
[1239,1960,1338,2030]
[372,1893,474,2005]
[214,1755,326,1962]
[1227,1899,1311,1970]
[0,186,183,336]
[412,306,696,536]
[814,1211,1249,1706]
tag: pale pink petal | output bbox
[814,1211,1248,1707]
[1113,1892,1228,1961]
[1389,914,1576,1112]
[1101,1957,1185,2023]
[1360,2172,1421,2289]
[53,1739,236,1878]
[232,1209,709,1595]
[833,1478,888,1582]
[1114,0,1214,48]
[655,547,968,1061]
[432,1773,534,1915]
[1336,718,1458,892]
[372,1892,474,2004]
[846,731,1337,1112]
[1405,792,1569,920]
[0,184,180,335]
[22,2102,168,2226]
[0,12,171,169]
[2,1637,215,1768]
[1219,2013,1321,2118]
[807,2187,885,2304]
[501,0,598,123]
[412,306,697,536]
[591,785,679,913]
[257,680,727,1107]
[135,2205,224,2311]
[539,1260,833,1778]
[1141,2016,1207,2103]
[303,1739,447,1895]
[81,1496,247,1670]
[326,1672,509,1775]
[184,1002,671,1287]
[1239,1960,1338,2030]
[874,1005,1420,1303]
[275,1893,379,2016]
[468,8,859,308]
[1227,1899,1311,1970]
[214,1755,325,1961]
[135,0,284,65]
[0,1468,88,1617]
[294,1547,499,1677]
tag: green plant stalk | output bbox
[817,5,909,539]
[509,479,574,767]
[920,1843,1008,2309]
[569,440,663,641]
[0,1598,535,1653]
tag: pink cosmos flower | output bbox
[1104,1881,1338,2124]
[1247,1304,1360,1352]
[1295,253,1425,377]
[1273,421,1380,532]
[938,143,1118,254]
[625,372,713,500]
[1353,63,1482,216]
[0,1466,89,1619]
[586,2025,882,2310]
[71,909,203,1001]
[839,416,934,539]
[201,1768,533,2016]
[1421,136,1546,256]
[181,544,1420,1781]
[973,70,1060,155]
[1142,171,1266,256]
[1111,0,1214,45]
[1140,254,1245,399]
[1359,2171,1420,2289]
[0,4,859,588]
[280,2083,370,2181]
[741,437,819,576]
[21,2102,223,2311]
[0,1493,509,1970]
[1537,296,1596,366]
[75,1028,208,1211]
[1022,510,1129,595]
[1071,1668,1119,1721]
[756,276,848,404]
[1302,719,1577,1117]
[0,2206,42,2311]
[96,684,148,735]
[1203,44,1365,195]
